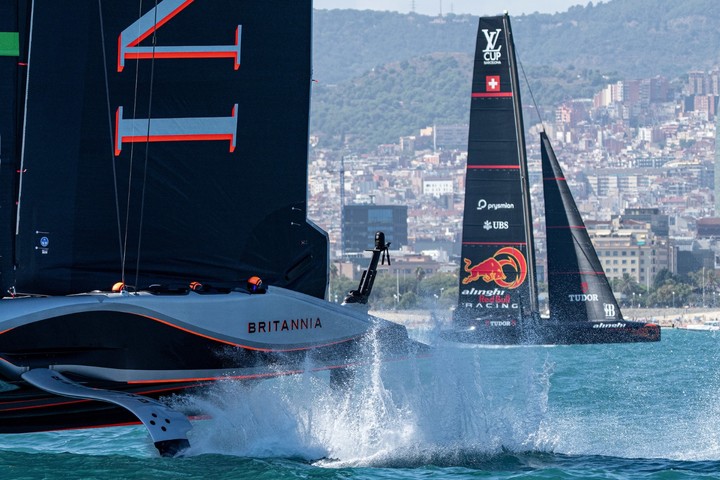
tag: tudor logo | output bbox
[462,247,527,289]
[568,293,599,302]
[482,28,502,64]
[485,320,516,327]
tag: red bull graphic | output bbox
[462,247,527,289]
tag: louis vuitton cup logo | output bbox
[482,28,502,65]
[462,247,527,289]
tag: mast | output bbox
[0,1,27,296]
[340,155,346,257]
[503,14,539,315]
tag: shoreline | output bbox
[371,307,720,329]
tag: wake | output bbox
[174,326,557,466]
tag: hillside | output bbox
[313,0,720,83]
[310,54,618,148]
[310,0,720,149]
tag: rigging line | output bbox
[516,53,545,130]
[121,1,146,289]
[97,0,125,286]
[133,0,160,290]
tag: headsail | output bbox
[455,15,538,325]
[8,0,327,298]
[541,131,623,322]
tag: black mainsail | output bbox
[455,14,538,327]
[9,0,327,298]
[445,13,659,344]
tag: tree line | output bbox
[326,266,720,310]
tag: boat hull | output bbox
[0,288,425,433]
[0,378,204,434]
[441,319,660,345]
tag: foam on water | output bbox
[5,324,720,471]
[174,324,557,466]
[171,327,720,466]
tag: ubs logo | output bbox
[483,220,509,230]
[482,28,502,65]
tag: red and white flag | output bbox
[486,75,500,92]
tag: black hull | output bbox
[441,319,660,345]
[0,309,368,379]
[0,290,428,434]
[0,335,420,434]
[0,379,205,434]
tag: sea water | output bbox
[2,328,720,479]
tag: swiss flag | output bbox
[486,75,500,92]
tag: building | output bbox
[622,207,669,237]
[342,204,408,254]
[589,222,670,290]
[697,217,720,238]
[433,124,468,150]
[422,178,453,197]
[716,111,720,215]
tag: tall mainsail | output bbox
[455,14,538,325]
[7,0,327,298]
[541,131,622,322]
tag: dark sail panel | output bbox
[456,15,537,324]
[12,0,327,298]
[541,132,622,321]
[0,1,28,297]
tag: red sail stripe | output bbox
[467,165,520,169]
[548,271,606,275]
[472,92,513,98]
[462,241,527,245]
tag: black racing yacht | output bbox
[0,0,425,455]
[441,14,660,345]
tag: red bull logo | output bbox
[462,247,527,289]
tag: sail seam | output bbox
[472,92,513,98]
[467,165,520,169]
[549,271,606,275]
[462,241,527,245]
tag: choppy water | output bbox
[2,328,720,479]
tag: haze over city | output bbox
[314,0,585,16]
